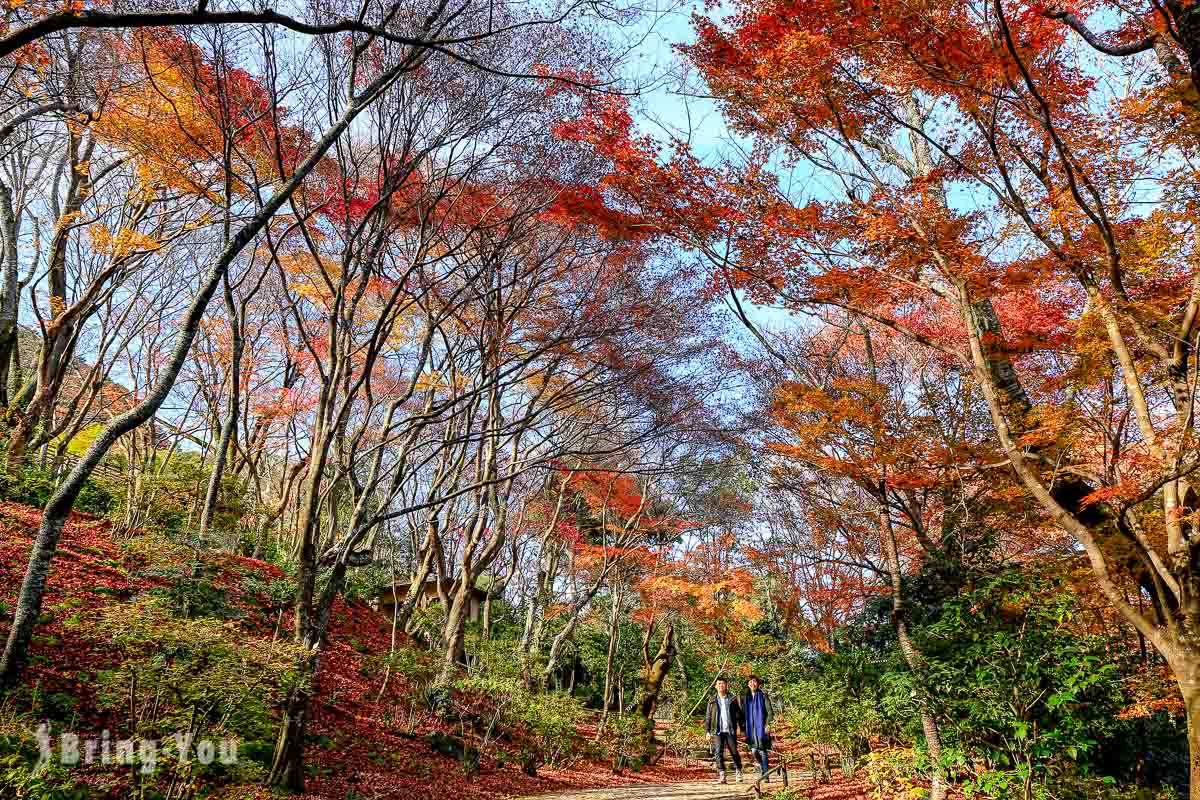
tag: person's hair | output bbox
[715,677,728,685]
[748,674,762,684]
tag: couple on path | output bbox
[703,675,773,785]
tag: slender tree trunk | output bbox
[0,177,21,408]
[880,506,945,800]
[199,276,242,536]
[601,588,623,717]
[398,517,440,633]
[268,510,366,788]
[542,595,591,688]
[520,548,560,688]
[482,591,494,640]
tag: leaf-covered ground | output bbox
[0,502,714,799]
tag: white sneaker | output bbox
[716,772,726,784]
[736,770,744,783]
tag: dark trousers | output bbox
[712,733,742,773]
[749,743,769,773]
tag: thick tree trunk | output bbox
[437,579,473,684]
[267,661,314,791]
[1177,661,1200,800]
[1173,0,1200,94]
[639,622,675,719]
[0,319,14,408]
[4,411,34,470]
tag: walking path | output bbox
[519,780,751,800]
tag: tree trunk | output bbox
[0,175,22,408]
[1178,662,1200,800]
[267,659,314,791]
[602,589,623,716]
[437,578,474,684]
[542,600,588,688]
[520,553,559,689]
[639,622,675,719]
[880,506,945,800]
[482,591,494,640]
[199,279,242,537]
[0,318,15,409]
[399,551,437,635]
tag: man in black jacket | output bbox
[704,677,744,784]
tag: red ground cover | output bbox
[0,502,711,799]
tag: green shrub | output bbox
[0,731,88,800]
[513,689,587,769]
[240,574,296,613]
[921,571,1128,788]
[145,561,235,620]
[604,713,656,773]
[779,644,890,761]
[661,718,707,765]
[371,647,437,689]
[344,561,394,604]
[452,674,587,772]
[407,604,447,646]
[0,465,112,515]
[94,598,302,789]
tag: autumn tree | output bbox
[542,0,1200,785]
[0,0,611,690]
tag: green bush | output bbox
[0,465,112,515]
[779,643,892,761]
[453,673,587,772]
[0,731,88,800]
[514,689,587,768]
[139,556,236,620]
[372,647,437,689]
[783,560,1179,797]
[921,570,1128,789]
[604,713,656,773]
[661,717,707,765]
[94,598,302,791]
[240,574,297,613]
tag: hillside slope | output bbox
[0,502,706,799]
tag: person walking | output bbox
[704,677,744,784]
[742,675,775,781]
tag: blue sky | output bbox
[618,2,812,346]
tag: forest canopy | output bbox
[0,1,1197,799]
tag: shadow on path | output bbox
[519,780,751,800]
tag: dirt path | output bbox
[518,780,754,800]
